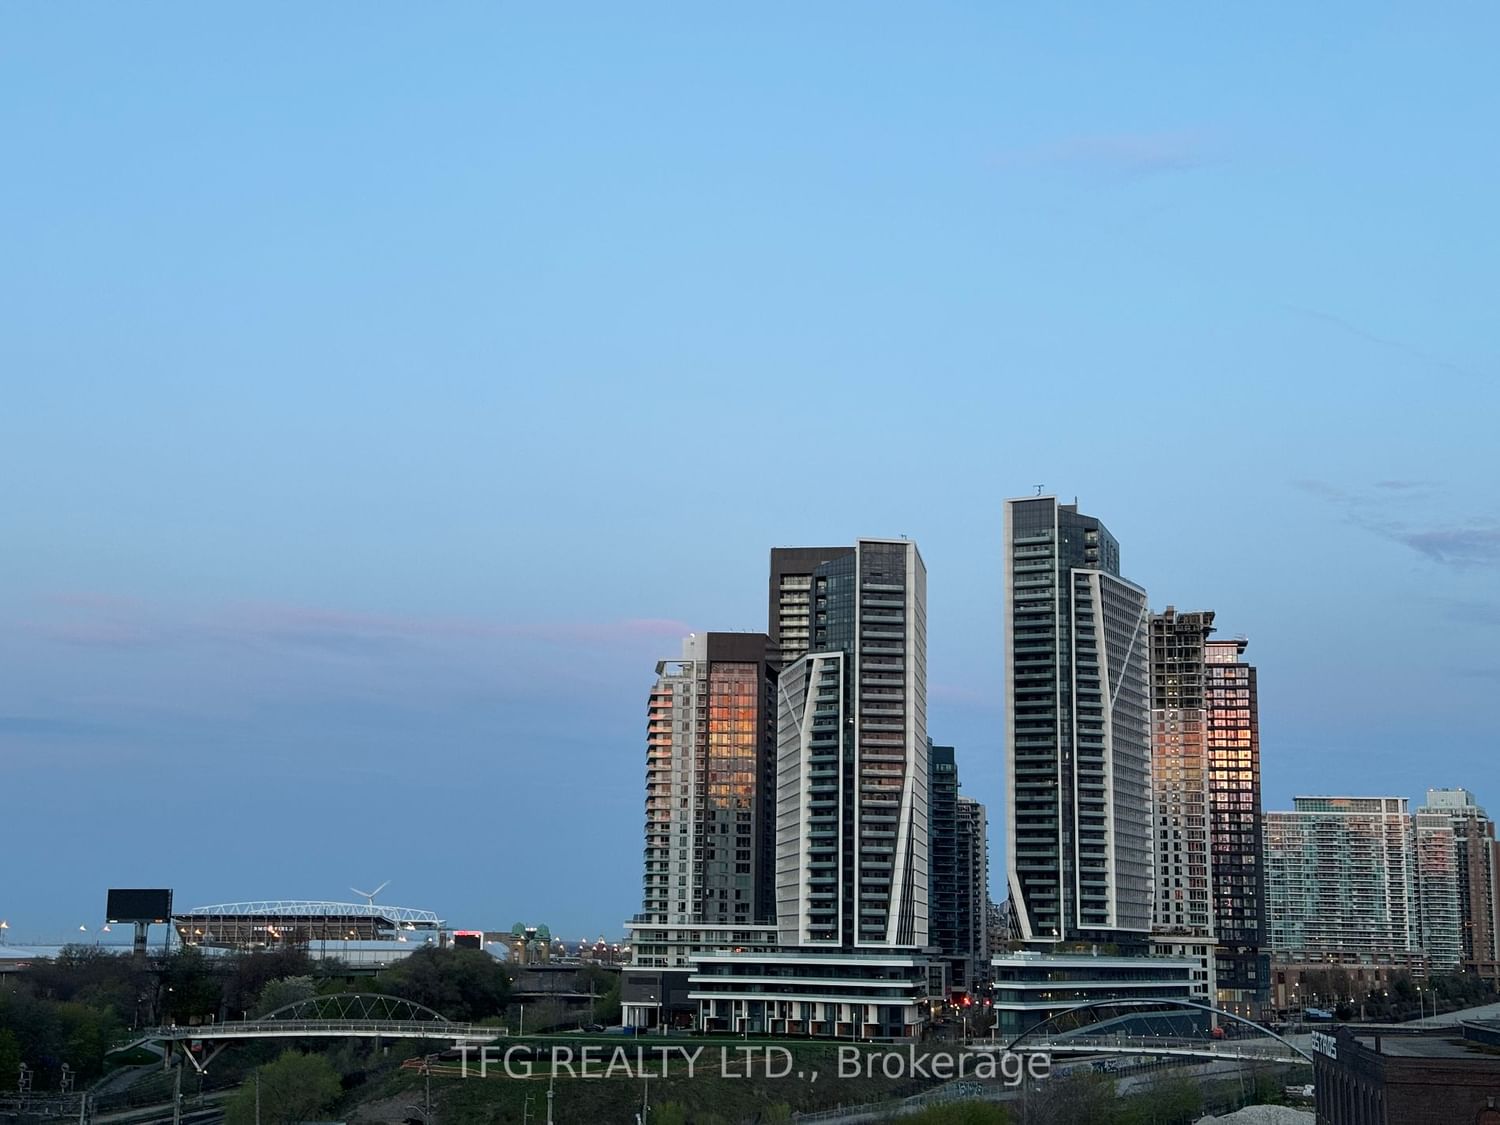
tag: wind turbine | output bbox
[351,881,390,906]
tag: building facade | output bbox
[625,632,781,1026]
[929,744,961,990]
[1418,788,1500,982]
[771,539,929,951]
[1265,797,1419,964]
[1203,632,1267,1007]
[1004,496,1153,946]
[1412,813,1463,972]
[689,950,936,1039]
[1312,1024,1500,1125]
[928,741,990,998]
[955,795,991,996]
[1150,609,1216,941]
[991,950,1199,1041]
[1146,608,1268,1009]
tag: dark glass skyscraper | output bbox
[930,743,960,965]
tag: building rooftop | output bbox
[1350,1026,1500,1060]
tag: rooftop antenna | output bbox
[1034,484,1044,496]
[351,880,390,906]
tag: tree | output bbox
[596,972,622,1025]
[570,963,623,1024]
[903,1103,1014,1124]
[1117,1075,1202,1125]
[159,948,223,1025]
[0,987,124,1085]
[372,947,512,1020]
[253,976,317,1018]
[59,1002,122,1081]
[27,947,141,1028]
[1024,1071,1119,1125]
[225,1051,341,1125]
[222,947,315,1018]
[524,997,569,1032]
[0,1030,20,1092]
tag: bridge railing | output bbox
[1023,1034,1296,1058]
[147,1019,502,1040]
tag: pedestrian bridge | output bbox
[990,998,1313,1066]
[143,993,503,1072]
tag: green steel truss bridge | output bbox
[143,993,502,1073]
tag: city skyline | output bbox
[5,3,1500,940]
[3,503,1496,944]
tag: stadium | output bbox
[172,900,445,968]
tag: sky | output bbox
[2,3,1497,944]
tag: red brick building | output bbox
[1313,1023,1500,1124]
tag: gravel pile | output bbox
[1195,1108,1315,1125]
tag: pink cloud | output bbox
[22,595,691,652]
[216,603,689,644]
[993,129,1211,177]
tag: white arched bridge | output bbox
[144,993,503,1073]
[993,998,1313,1066]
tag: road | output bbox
[1426,998,1500,1026]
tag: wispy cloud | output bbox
[3,596,693,752]
[1392,527,1500,567]
[1293,479,1500,569]
[22,597,691,654]
[1282,304,1490,383]
[1373,479,1437,492]
[231,603,690,646]
[1440,599,1500,627]
[1452,667,1500,682]
[992,129,1212,180]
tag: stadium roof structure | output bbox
[177,901,443,927]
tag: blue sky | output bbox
[2,3,1497,942]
